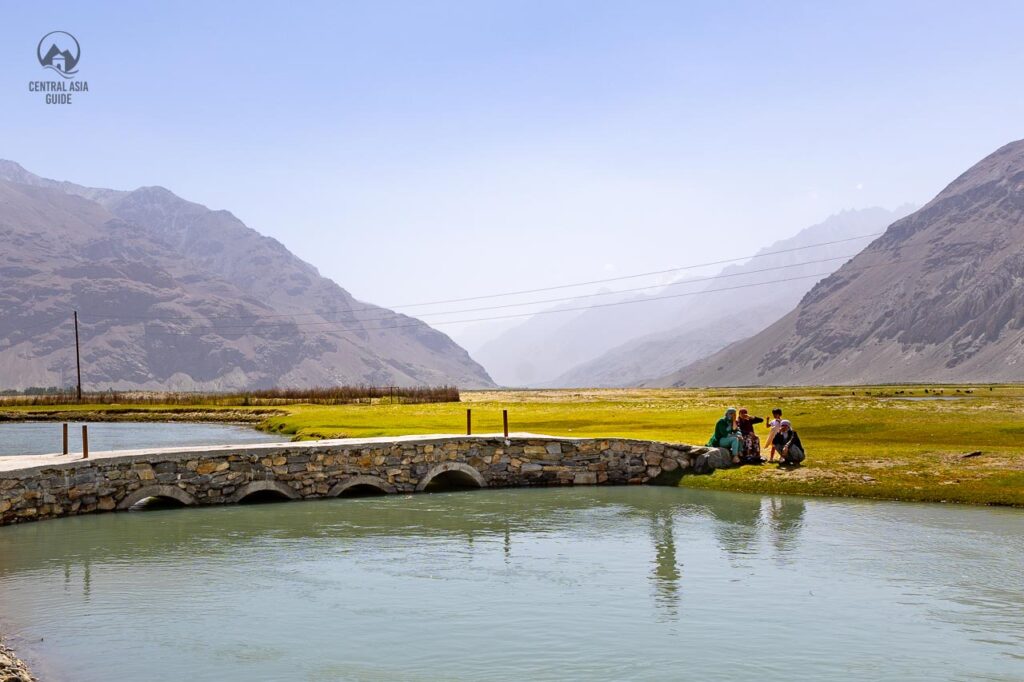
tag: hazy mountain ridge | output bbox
[546,310,776,388]
[0,162,494,390]
[470,290,656,387]
[666,140,1024,386]
[468,206,910,387]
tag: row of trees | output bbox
[0,385,461,406]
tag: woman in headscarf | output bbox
[737,408,764,463]
[707,407,743,465]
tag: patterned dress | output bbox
[737,415,764,462]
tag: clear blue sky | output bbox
[2,1,1023,340]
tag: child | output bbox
[764,408,783,462]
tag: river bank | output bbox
[2,385,1022,506]
[259,386,1024,506]
[0,638,35,682]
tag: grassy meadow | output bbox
[4,385,1023,506]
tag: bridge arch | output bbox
[229,480,300,503]
[328,475,396,497]
[118,485,197,510]
[416,462,487,492]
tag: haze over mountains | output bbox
[0,162,494,390]
[6,137,1018,392]
[469,206,913,387]
[669,139,1024,386]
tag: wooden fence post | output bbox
[62,423,69,455]
[82,424,89,459]
[503,409,509,438]
[466,408,472,436]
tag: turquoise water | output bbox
[0,421,279,456]
[0,487,1021,681]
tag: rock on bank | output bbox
[1,639,36,682]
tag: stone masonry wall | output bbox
[0,436,725,527]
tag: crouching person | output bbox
[772,420,806,466]
[707,407,743,465]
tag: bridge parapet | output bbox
[0,433,725,526]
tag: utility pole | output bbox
[73,310,82,402]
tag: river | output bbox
[0,486,1020,681]
[0,421,279,457]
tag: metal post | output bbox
[466,408,472,436]
[503,409,509,438]
[62,423,68,454]
[73,311,82,402]
[81,424,88,459]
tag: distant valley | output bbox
[465,206,914,387]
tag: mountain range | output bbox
[8,138,1017,392]
[667,139,1024,386]
[469,206,913,387]
[0,161,494,390]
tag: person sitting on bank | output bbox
[707,407,743,464]
[772,420,806,466]
[737,408,765,463]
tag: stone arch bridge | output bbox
[0,433,729,526]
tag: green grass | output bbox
[6,385,1024,506]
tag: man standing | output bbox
[772,420,806,466]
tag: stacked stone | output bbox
[0,437,719,527]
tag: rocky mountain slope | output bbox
[0,162,494,390]
[546,207,913,387]
[666,140,1024,386]
[472,206,910,387]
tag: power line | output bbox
[148,256,907,337]
[130,252,861,332]
[387,232,883,308]
[81,231,883,323]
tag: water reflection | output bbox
[0,487,1022,682]
[0,487,801,623]
[643,494,807,620]
[765,497,806,558]
[649,512,681,618]
[58,557,91,600]
[709,493,764,559]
